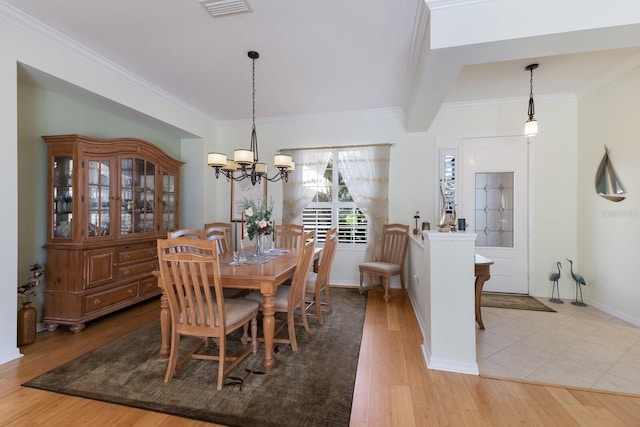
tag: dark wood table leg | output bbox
[474,263,491,330]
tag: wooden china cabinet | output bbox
[42,134,183,333]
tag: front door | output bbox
[461,136,529,294]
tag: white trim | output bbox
[215,107,404,127]
[426,0,489,11]
[584,297,640,328]
[0,348,23,366]
[424,346,479,375]
[0,1,212,122]
[440,93,576,112]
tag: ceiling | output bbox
[6,0,640,132]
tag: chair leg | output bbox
[217,336,226,391]
[251,316,258,353]
[288,310,298,351]
[164,331,180,383]
[315,291,324,325]
[400,272,406,291]
[241,322,249,344]
[300,300,310,332]
[324,286,333,313]
[383,278,390,302]
[359,272,364,294]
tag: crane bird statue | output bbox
[549,261,563,303]
[566,258,587,307]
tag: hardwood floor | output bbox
[2,291,640,426]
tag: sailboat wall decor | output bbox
[595,146,626,202]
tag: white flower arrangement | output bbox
[242,198,274,240]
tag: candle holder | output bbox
[413,211,421,235]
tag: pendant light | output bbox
[524,63,539,137]
[208,51,294,185]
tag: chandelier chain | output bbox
[527,66,535,119]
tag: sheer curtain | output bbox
[281,150,331,224]
[337,145,390,261]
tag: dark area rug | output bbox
[481,292,556,312]
[23,288,366,427]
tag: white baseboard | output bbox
[410,289,479,376]
[0,348,23,366]
[584,297,640,328]
[422,344,479,375]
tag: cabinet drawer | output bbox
[84,282,138,314]
[140,276,159,296]
[118,244,157,263]
[118,260,158,280]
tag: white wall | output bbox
[209,109,430,286]
[1,14,216,363]
[429,96,579,300]
[16,82,201,324]
[578,65,640,325]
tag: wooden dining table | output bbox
[155,247,322,372]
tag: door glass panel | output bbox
[474,172,513,248]
[53,156,73,238]
[87,160,111,237]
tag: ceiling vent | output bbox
[199,0,252,17]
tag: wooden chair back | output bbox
[203,223,232,254]
[167,228,203,239]
[156,237,258,389]
[203,222,232,251]
[379,223,409,265]
[316,227,338,290]
[305,227,337,324]
[157,238,225,335]
[289,230,317,312]
[275,223,304,249]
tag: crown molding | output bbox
[425,0,490,11]
[0,1,212,122]
[215,107,404,127]
[576,51,640,99]
[439,92,576,112]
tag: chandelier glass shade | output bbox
[207,51,294,185]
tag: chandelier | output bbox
[524,63,539,137]
[207,51,294,185]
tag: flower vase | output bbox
[254,233,267,256]
[17,302,37,346]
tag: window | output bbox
[302,152,367,244]
[442,152,456,214]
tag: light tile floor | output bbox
[476,296,640,395]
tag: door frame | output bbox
[435,135,531,294]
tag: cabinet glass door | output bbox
[121,157,156,235]
[87,160,111,238]
[52,156,73,239]
[162,172,177,231]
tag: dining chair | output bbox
[157,238,259,390]
[203,222,233,254]
[167,228,204,239]
[274,223,304,250]
[203,227,229,255]
[358,223,410,302]
[305,227,338,325]
[244,230,316,351]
